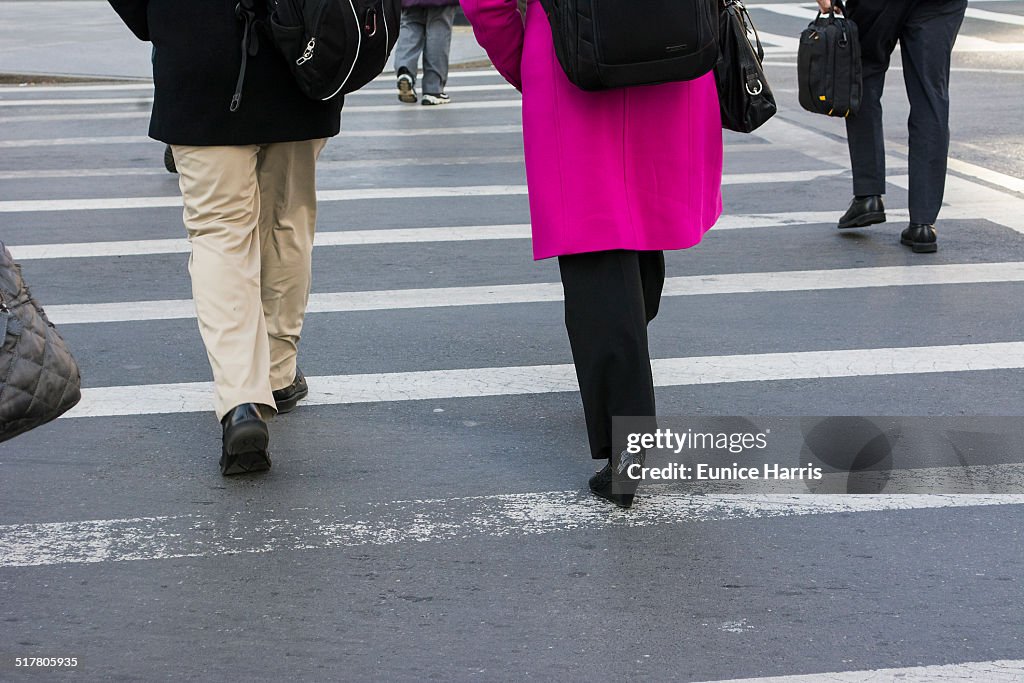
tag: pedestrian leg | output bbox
[256,138,327,393]
[557,250,658,461]
[844,0,904,199]
[899,0,968,226]
[421,6,458,97]
[395,7,428,82]
[171,144,275,422]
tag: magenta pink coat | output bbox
[461,0,724,260]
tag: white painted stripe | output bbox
[695,659,1024,683]
[965,7,1024,27]
[0,154,528,182]
[0,124,522,149]
[11,224,533,260]
[0,167,837,221]
[754,6,1024,52]
[946,157,1024,195]
[0,492,1019,568]
[0,98,520,124]
[39,262,1024,325]
[0,185,527,213]
[0,166,842,212]
[0,98,522,124]
[0,97,153,108]
[60,341,1024,417]
[764,60,1024,76]
[0,68,501,95]
[0,83,516,107]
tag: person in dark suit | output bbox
[108,1,343,475]
[821,0,968,253]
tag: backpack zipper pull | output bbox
[296,38,316,66]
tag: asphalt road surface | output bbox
[2,2,1024,681]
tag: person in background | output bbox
[824,0,968,253]
[395,0,461,105]
[108,0,342,475]
[461,0,723,508]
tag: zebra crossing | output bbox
[2,2,1024,680]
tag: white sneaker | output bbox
[421,92,451,106]
[397,73,417,103]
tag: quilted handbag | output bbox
[0,243,81,443]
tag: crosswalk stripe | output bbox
[61,341,1024,418]
[0,491,1019,568]
[0,123,524,149]
[0,165,849,212]
[0,168,843,224]
[0,154,531,182]
[0,68,503,97]
[965,7,1024,26]
[0,83,517,108]
[695,659,1024,683]
[755,5,1024,52]
[0,98,523,125]
[41,262,1024,325]
[6,199,996,262]
[0,185,529,213]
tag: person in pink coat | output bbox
[461,0,724,507]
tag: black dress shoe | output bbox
[900,223,938,253]
[838,195,886,230]
[588,450,644,509]
[273,368,308,414]
[220,403,271,476]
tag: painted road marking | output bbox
[0,492,1019,568]
[40,262,1024,325]
[59,341,1024,418]
[694,659,1024,683]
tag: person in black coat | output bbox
[822,0,968,253]
[109,0,343,475]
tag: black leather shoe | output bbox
[273,368,308,414]
[588,450,644,509]
[900,223,938,253]
[220,403,271,476]
[838,195,886,230]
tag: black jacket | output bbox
[108,0,342,146]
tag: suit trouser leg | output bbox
[395,8,427,81]
[421,6,457,95]
[845,1,903,198]
[900,0,967,226]
[558,249,665,460]
[172,144,275,421]
[256,138,327,391]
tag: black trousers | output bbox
[558,249,666,460]
[845,0,967,225]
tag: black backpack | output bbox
[538,0,719,91]
[232,0,401,111]
[797,0,862,118]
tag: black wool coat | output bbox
[108,0,343,146]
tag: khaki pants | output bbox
[172,139,327,421]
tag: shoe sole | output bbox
[901,238,938,253]
[397,80,416,103]
[220,422,271,476]
[274,386,309,415]
[421,98,451,106]
[838,212,886,230]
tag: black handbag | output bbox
[538,0,719,91]
[797,0,862,117]
[714,0,777,133]
[0,243,82,443]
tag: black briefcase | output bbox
[797,0,862,118]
